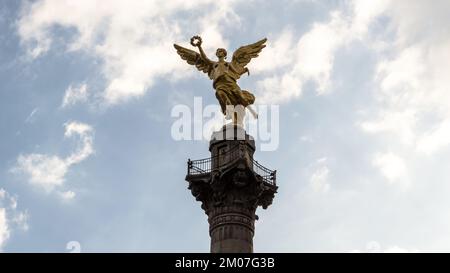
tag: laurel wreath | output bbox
[190,35,202,47]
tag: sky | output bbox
[1,0,450,252]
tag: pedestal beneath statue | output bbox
[186,125,277,253]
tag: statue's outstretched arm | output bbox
[197,44,213,64]
[190,36,212,64]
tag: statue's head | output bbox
[216,48,227,59]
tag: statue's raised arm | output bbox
[173,36,214,79]
[230,38,267,79]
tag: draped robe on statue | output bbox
[211,62,255,115]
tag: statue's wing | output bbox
[231,38,267,69]
[173,44,213,76]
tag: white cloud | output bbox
[293,12,348,94]
[0,208,9,251]
[417,121,450,155]
[16,155,68,188]
[350,241,418,253]
[13,121,94,193]
[59,190,76,201]
[360,0,450,156]
[309,157,331,193]
[372,152,408,187]
[18,0,242,105]
[25,108,39,123]
[0,189,29,251]
[383,245,417,253]
[251,29,296,74]
[11,211,29,232]
[351,0,390,35]
[64,121,94,165]
[360,109,417,146]
[61,83,88,108]
[255,1,389,104]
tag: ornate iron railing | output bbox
[187,145,240,175]
[251,158,277,186]
[187,145,276,186]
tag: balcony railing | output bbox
[251,158,277,186]
[187,145,276,186]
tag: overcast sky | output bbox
[1,0,450,252]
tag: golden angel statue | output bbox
[174,36,266,124]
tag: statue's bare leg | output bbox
[215,90,232,117]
